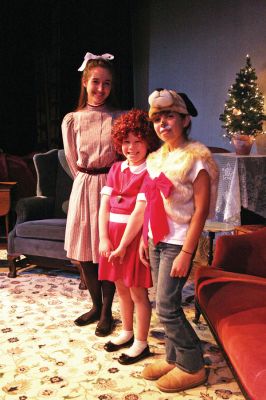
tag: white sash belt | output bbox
[109,212,130,223]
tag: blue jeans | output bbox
[149,240,205,372]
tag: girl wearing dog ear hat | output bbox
[140,89,218,392]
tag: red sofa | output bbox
[195,228,266,400]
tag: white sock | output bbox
[112,330,133,345]
[124,339,148,357]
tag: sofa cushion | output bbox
[217,307,266,400]
[16,219,66,241]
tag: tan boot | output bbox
[142,360,175,380]
[156,366,207,392]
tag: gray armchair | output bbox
[7,149,82,280]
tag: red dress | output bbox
[98,161,152,288]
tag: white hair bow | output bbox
[78,52,114,71]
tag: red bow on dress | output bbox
[143,172,173,245]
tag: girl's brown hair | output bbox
[112,109,161,155]
[75,59,117,111]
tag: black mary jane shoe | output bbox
[95,318,115,337]
[74,312,101,327]
[104,336,134,352]
[118,345,151,365]
[78,281,87,290]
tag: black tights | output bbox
[78,261,115,324]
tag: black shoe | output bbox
[74,311,100,327]
[118,345,151,365]
[78,281,87,290]
[104,336,134,352]
[95,318,115,337]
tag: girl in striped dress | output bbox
[62,52,122,337]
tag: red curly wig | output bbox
[112,109,161,155]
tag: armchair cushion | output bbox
[16,219,66,241]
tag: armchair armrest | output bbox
[15,196,55,224]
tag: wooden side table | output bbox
[0,182,17,242]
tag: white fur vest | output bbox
[146,141,219,224]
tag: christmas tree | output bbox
[219,55,266,139]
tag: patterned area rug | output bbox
[0,251,244,400]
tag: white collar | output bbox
[121,160,147,174]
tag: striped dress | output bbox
[62,104,121,263]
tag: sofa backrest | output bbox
[212,227,266,278]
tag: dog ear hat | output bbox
[148,88,198,118]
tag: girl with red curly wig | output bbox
[98,109,160,365]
